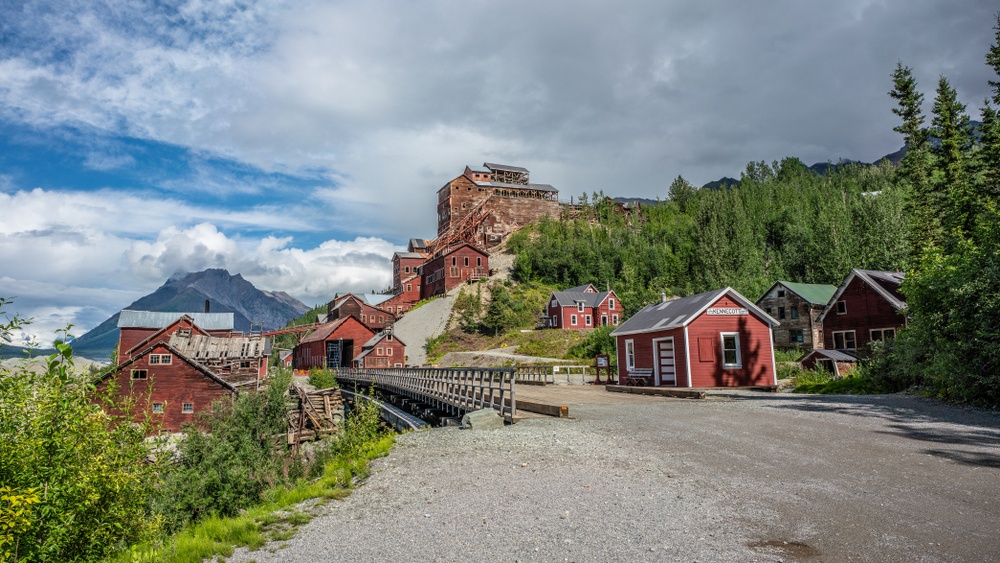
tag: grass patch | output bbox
[119,434,394,562]
[426,327,587,365]
[774,348,806,363]
[792,369,882,395]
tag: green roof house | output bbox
[756,281,838,350]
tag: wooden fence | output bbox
[333,367,516,422]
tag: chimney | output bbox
[204,299,210,313]
[661,291,667,303]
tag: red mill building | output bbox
[435,163,561,249]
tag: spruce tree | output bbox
[930,76,975,244]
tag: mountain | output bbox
[64,269,310,361]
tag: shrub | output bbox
[567,326,617,363]
[0,300,160,561]
[308,368,338,390]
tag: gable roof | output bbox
[97,341,238,392]
[483,162,529,174]
[611,287,779,337]
[118,310,234,330]
[125,314,215,355]
[757,281,838,306]
[300,316,373,345]
[818,269,906,322]
[433,241,489,259]
[565,284,596,293]
[394,251,425,260]
[551,290,609,308]
[360,331,406,349]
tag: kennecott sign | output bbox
[707,307,748,315]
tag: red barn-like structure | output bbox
[293,316,376,370]
[420,243,489,299]
[611,288,779,387]
[544,283,621,329]
[818,269,906,353]
[354,332,407,368]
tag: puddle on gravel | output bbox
[749,539,820,558]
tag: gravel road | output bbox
[229,392,1000,562]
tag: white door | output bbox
[654,337,676,386]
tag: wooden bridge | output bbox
[333,366,516,424]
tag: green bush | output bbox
[567,326,617,363]
[152,369,298,533]
[0,300,160,562]
[308,368,338,390]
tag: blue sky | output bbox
[1,0,997,347]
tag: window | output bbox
[551,315,558,327]
[577,302,585,312]
[461,202,466,209]
[836,300,847,315]
[387,347,393,356]
[377,347,384,355]
[609,298,615,310]
[407,284,412,292]
[789,329,804,344]
[464,257,469,267]
[149,354,172,365]
[585,315,592,326]
[612,314,619,325]
[625,339,635,370]
[477,257,482,267]
[778,307,786,320]
[570,314,578,326]
[833,330,857,350]
[721,333,741,368]
[870,328,896,341]
[379,315,385,323]
[152,402,164,413]
[790,308,798,320]
[450,266,459,277]
[405,266,410,273]
[131,369,148,380]
[551,299,557,308]
[777,289,785,298]
[239,361,251,369]
[451,257,457,266]
[182,402,194,414]
[765,307,772,315]
[601,315,608,326]
[397,306,402,313]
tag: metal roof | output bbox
[300,317,353,344]
[758,281,838,306]
[409,238,429,249]
[118,310,234,330]
[467,165,490,173]
[566,284,596,293]
[394,251,425,260]
[483,163,529,174]
[611,287,779,337]
[798,349,860,363]
[552,290,608,308]
[361,331,406,349]
[485,181,558,193]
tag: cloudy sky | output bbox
[1,0,996,346]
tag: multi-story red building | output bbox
[354,331,407,368]
[293,316,376,370]
[420,243,489,299]
[326,293,395,330]
[544,284,621,329]
[818,269,907,353]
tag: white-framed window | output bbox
[551,315,558,327]
[577,302,585,312]
[585,315,592,326]
[377,347,384,355]
[612,314,619,325]
[720,333,742,368]
[870,328,896,341]
[609,298,615,310]
[131,369,148,380]
[833,330,857,350]
[405,265,410,273]
[477,257,482,267]
[387,347,393,356]
[406,284,412,292]
[625,339,635,370]
[551,299,557,308]
[601,315,608,326]
[570,314,578,326]
[149,354,172,365]
[152,402,164,413]
[182,402,194,414]
[836,300,847,315]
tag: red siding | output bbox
[95,344,233,433]
[546,291,621,329]
[361,337,407,368]
[615,294,776,387]
[420,244,489,299]
[294,317,376,370]
[823,277,906,351]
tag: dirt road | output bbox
[232,391,1000,562]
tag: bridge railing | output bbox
[513,365,555,385]
[333,367,516,422]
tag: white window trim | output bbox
[551,315,558,327]
[152,402,164,414]
[720,332,742,369]
[870,328,896,341]
[832,330,857,350]
[609,298,615,310]
[182,402,194,414]
[570,314,578,326]
[612,314,619,325]
[577,302,585,312]
[625,339,635,371]
[585,315,592,326]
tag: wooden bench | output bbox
[622,367,653,386]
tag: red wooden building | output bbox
[380,273,422,315]
[354,332,407,368]
[293,316,376,370]
[420,243,489,299]
[818,269,906,353]
[610,288,779,387]
[799,349,859,376]
[95,341,236,433]
[116,310,235,362]
[326,293,395,330]
[544,284,622,329]
[393,251,426,289]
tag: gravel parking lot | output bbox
[230,392,1000,562]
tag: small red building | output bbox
[610,287,779,387]
[354,332,407,368]
[544,284,621,329]
[96,341,236,433]
[799,349,859,376]
[380,273,422,315]
[326,293,395,330]
[818,269,906,353]
[293,316,376,370]
[393,251,427,290]
[420,243,489,299]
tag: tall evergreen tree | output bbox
[889,63,936,258]
[930,76,975,244]
[977,13,1000,211]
